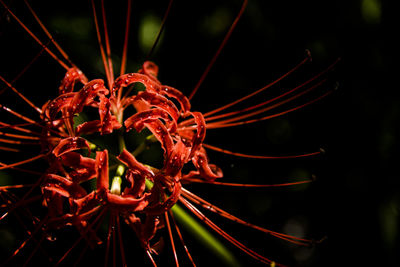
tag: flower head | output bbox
[0,0,336,266]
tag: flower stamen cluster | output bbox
[40,61,221,251]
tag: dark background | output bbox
[0,0,398,266]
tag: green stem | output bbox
[144,180,239,266]
[132,134,157,157]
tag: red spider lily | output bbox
[0,0,336,266]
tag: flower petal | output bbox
[53,137,91,157]
[95,150,109,193]
[117,149,155,179]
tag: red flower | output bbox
[0,0,336,266]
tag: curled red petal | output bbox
[61,152,95,169]
[112,73,161,98]
[184,149,223,181]
[163,139,191,177]
[59,67,88,95]
[73,191,99,214]
[117,149,155,179]
[45,173,73,187]
[53,137,91,157]
[189,112,206,158]
[139,61,159,78]
[133,91,179,122]
[69,168,97,184]
[124,169,147,198]
[144,120,174,157]
[99,94,114,135]
[76,120,102,135]
[95,150,109,193]
[45,92,75,121]
[124,108,176,133]
[60,152,96,183]
[76,118,121,135]
[131,99,150,113]
[140,215,160,248]
[43,184,71,198]
[43,174,87,198]
[106,192,149,211]
[69,79,108,115]
[161,85,191,114]
[145,180,181,215]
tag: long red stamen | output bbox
[180,197,276,265]
[0,121,42,136]
[182,188,315,246]
[0,192,51,264]
[0,104,37,124]
[0,137,39,145]
[146,249,158,267]
[4,214,49,263]
[0,153,45,171]
[116,215,127,267]
[146,0,174,59]
[0,0,69,70]
[184,178,313,188]
[202,78,326,125]
[0,176,44,221]
[0,163,42,174]
[23,0,74,66]
[91,0,111,89]
[0,40,49,97]
[74,242,89,267]
[202,143,321,159]
[104,212,113,267]
[0,184,35,190]
[165,211,179,267]
[55,207,106,266]
[0,131,41,140]
[188,0,248,100]
[168,210,196,266]
[112,213,117,267]
[119,0,132,77]
[22,234,45,267]
[0,146,19,152]
[200,58,339,126]
[204,79,327,128]
[202,53,311,118]
[206,90,333,129]
[101,0,115,87]
[180,54,337,129]
[0,195,41,214]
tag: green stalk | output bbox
[171,203,240,266]
[144,180,239,266]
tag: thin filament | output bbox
[203,53,311,118]
[188,0,248,100]
[120,0,132,76]
[202,143,321,159]
[23,0,74,66]
[0,0,69,70]
[91,0,111,89]
[101,0,115,86]
[146,0,174,59]
[184,178,313,188]
[165,211,179,267]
